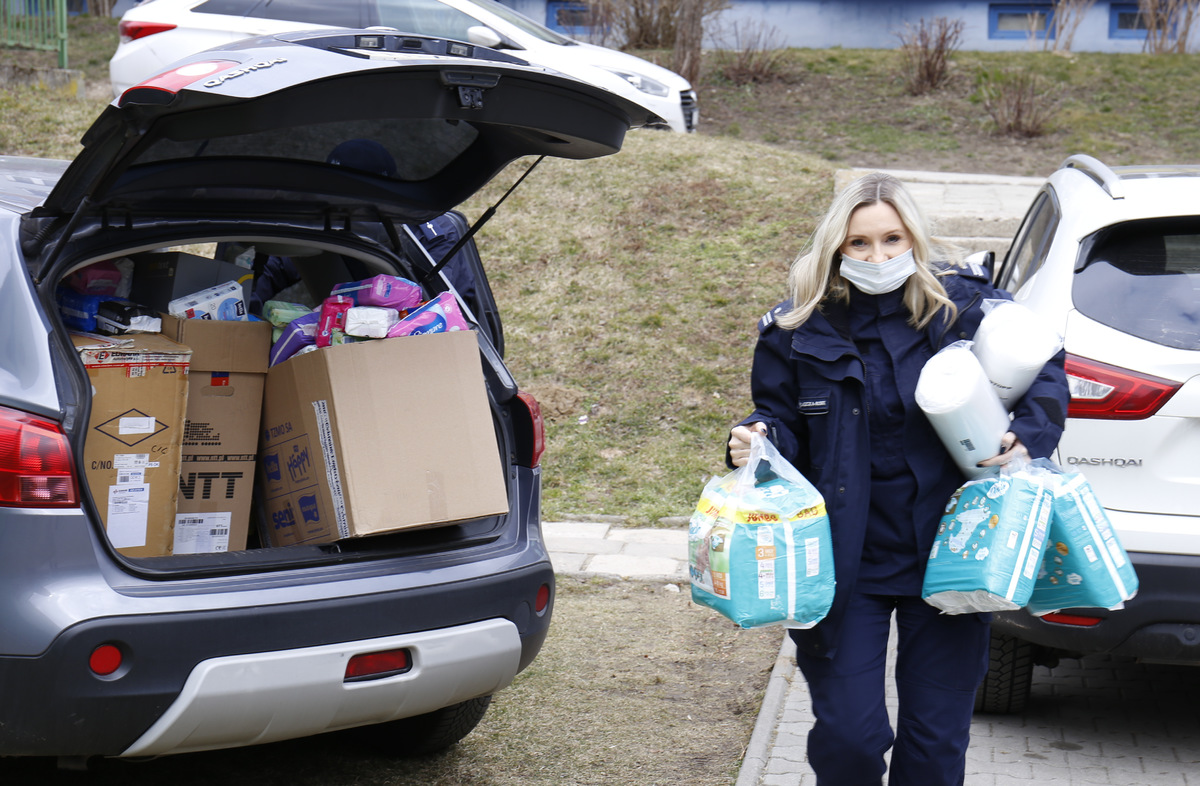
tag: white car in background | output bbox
[978,154,1200,713]
[109,0,698,133]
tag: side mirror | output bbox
[467,26,504,49]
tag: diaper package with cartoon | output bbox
[1026,471,1138,615]
[689,434,834,629]
[922,469,1054,614]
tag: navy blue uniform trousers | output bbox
[793,593,990,785]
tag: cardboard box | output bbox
[74,333,191,558]
[162,315,272,554]
[128,251,254,312]
[258,331,508,546]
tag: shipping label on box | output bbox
[258,330,508,547]
[73,333,191,558]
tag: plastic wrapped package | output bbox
[168,280,247,321]
[262,301,313,328]
[344,306,400,338]
[387,292,470,337]
[915,341,1010,479]
[269,311,320,366]
[1027,471,1138,615]
[330,275,422,309]
[316,296,353,348]
[922,467,1054,614]
[689,434,835,629]
[971,300,1063,410]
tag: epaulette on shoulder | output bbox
[937,259,991,283]
[758,304,787,334]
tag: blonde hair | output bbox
[777,172,961,331]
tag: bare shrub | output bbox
[1139,0,1200,53]
[976,69,1061,137]
[673,0,705,85]
[895,17,965,96]
[1046,0,1097,51]
[590,0,727,49]
[707,19,787,85]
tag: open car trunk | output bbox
[21,29,653,573]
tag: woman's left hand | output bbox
[977,431,1029,468]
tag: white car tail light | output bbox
[0,405,77,507]
[1065,354,1181,420]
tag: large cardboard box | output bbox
[128,251,254,312]
[74,333,191,558]
[162,315,272,554]
[258,331,508,546]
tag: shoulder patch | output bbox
[758,304,785,333]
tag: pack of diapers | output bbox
[916,341,1011,479]
[689,435,834,629]
[922,468,1053,614]
[1026,472,1138,615]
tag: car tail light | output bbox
[1041,612,1103,627]
[345,648,412,682]
[515,390,545,468]
[120,59,240,105]
[0,406,77,508]
[1065,354,1181,420]
[535,583,551,614]
[118,20,177,43]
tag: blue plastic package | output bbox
[923,468,1053,614]
[689,434,834,629]
[1027,471,1138,615]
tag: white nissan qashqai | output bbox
[978,154,1200,713]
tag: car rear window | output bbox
[130,117,478,182]
[1073,218,1200,350]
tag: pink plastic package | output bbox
[316,296,353,348]
[330,275,422,310]
[387,291,471,338]
[66,260,123,296]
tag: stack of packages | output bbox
[918,300,1139,615]
[60,251,270,557]
[265,275,470,366]
[689,434,835,629]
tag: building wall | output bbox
[513,0,1197,54]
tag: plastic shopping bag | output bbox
[689,434,834,629]
[1027,467,1138,615]
[922,462,1054,614]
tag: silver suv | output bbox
[0,29,657,761]
[979,155,1200,712]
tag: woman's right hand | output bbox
[728,422,767,467]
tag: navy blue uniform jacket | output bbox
[735,268,1069,659]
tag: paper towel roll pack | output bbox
[915,341,1010,479]
[922,469,1054,614]
[689,436,835,629]
[971,300,1063,410]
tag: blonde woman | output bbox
[727,173,1068,785]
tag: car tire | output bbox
[974,631,1034,714]
[355,696,492,756]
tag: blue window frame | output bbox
[545,0,594,33]
[1110,2,1149,38]
[988,3,1057,39]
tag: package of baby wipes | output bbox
[915,341,1011,480]
[1027,470,1138,615]
[922,466,1054,614]
[971,300,1063,410]
[689,434,835,629]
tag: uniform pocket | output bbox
[797,387,835,475]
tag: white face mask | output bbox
[839,248,917,295]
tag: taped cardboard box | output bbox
[162,315,271,553]
[258,330,507,546]
[73,333,191,558]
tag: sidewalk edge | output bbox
[735,633,797,786]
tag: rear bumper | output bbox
[991,551,1200,662]
[0,560,553,757]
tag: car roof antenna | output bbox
[420,155,545,286]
